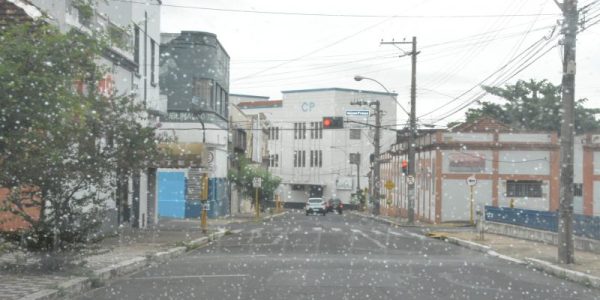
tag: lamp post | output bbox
[354,75,415,222]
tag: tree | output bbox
[464,79,600,133]
[0,22,165,251]
[228,154,281,210]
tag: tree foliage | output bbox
[464,79,600,133]
[0,22,165,251]
[228,154,281,209]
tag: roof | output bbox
[237,100,283,109]
[6,0,41,19]
[450,116,512,133]
[281,87,397,97]
[230,94,270,100]
[0,0,43,27]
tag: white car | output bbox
[305,198,326,216]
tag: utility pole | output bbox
[381,36,419,224]
[557,0,578,264]
[373,101,381,215]
[351,100,381,215]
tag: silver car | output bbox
[305,198,326,216]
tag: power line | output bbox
[110,0,559,19]
[430,42,559,123]
[431,12,600,125]
[232,17,395,82]
[418,27,558,120]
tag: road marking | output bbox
[331,227,341,232]
[247,228,264,250]
[130,274,249,281]
[406,232,426,240]
[351,229,386,249]
[313,227,322,231]
[231,229,243,234]
[388,230,406,237]
[371,229,384,235]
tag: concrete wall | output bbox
[442,179,492,221]
[485,221,600,254]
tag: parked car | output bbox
[305,198,327,216]
[325,199,335,213]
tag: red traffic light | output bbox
[401,160,408,175]
[322,116,343,129]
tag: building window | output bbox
[269,127,280,140]
[294,123,306,139]
[310,150,323,167]
[310,122,322,139]
[506,180,543,198]
[574,183,583,197]
[310,122,321,139]
[349,129,361,140]
[294,150,306,167]
[193,79,213,108]
[150,39,156,86]
[133,25,140,73]
[270,154,279,168]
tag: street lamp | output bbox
[354,75,410,117]
[354,75,416,223]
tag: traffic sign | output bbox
[466,175,477,186]
[252,177,262,188]
[384,180,395,190]
[406,175,415,185]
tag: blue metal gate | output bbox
[158,171,186,218]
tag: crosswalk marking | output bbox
[313,227,322,231]
[331,227,341,232]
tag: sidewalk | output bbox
[435,230,600,277]
[353,211,600,288]
[351,210,472,231]
[0,212,286,300]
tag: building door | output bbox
[309,185,324,198]
[158,171,186,219]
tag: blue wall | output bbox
[486,206,600,240]
[158,172,186,218]
[157,172,229,219]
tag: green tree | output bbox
[464,79,600,133]
[228,154,281,210]
[0,22,165,251]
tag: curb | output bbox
[263,211,288,220]
[350,211,419,228]
[525,257,600,289]
[21,229,231,300]
[444,236,525,265]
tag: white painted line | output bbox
[130,274,249,281]
[313,227,323,231]
[388,230,406,237]
[371,229,384,235]
[331,227,341,232]
[351,229,386,249]
[406,232,426,240]
[231,229,243,234]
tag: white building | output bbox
[237,88,398,207]
[8,0,162,228]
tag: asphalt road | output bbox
[77,211,599,300]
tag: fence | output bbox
[485,206,600,241]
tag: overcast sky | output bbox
[160,0,600,126]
